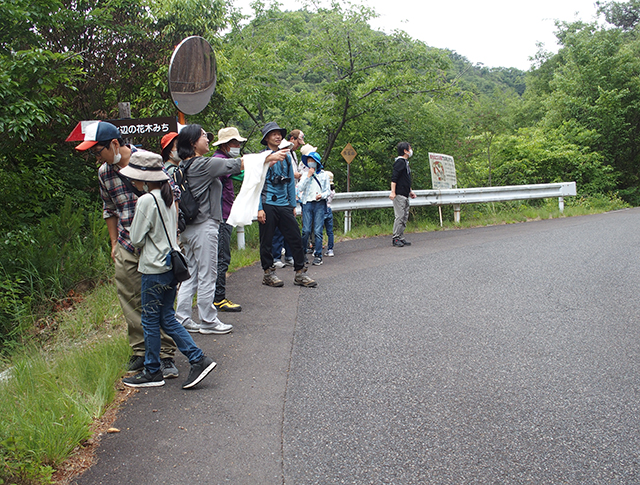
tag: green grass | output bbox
[0,194,630,484]
[0,285,129,485]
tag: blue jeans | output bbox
[324,206,334,250]
[141,271,203,374]
[301,200,326,258]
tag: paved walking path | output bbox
[76,209,640,484]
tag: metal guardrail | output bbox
[331,182,577,232]
[235,182,577,248]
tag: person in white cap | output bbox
[211,127,246,313]
[75,121,179,379]
[323,171,336,257]
[119,150,217,389]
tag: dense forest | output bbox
[1,0,639,346]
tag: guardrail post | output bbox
[236,225,245,250]
[559,197,565,213]
[453,204,461,223]
[344,210,351,234]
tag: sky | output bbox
[235,0,602,70]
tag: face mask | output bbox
[229,147,241,157]
[407,149,413,158]
[112,144,122,165]
[169,149,180,163]
[142,182,150,193]
[308,161,317,169]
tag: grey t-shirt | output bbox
[185,155,242,224]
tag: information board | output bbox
[429,153,457,190]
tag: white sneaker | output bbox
[325,249,334,257]
[273,258,285,269]
[182,319,203,333]
[200,320,233,335]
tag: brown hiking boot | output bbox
[263,267,284,287]
[294,268,317,288]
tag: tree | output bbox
[219,2,457,161]
[537,18,640,201]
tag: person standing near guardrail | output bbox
[389,141,416,247]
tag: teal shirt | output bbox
[259,152,296,210]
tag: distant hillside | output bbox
[446,51,526,96]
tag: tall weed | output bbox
[0,199,112,352]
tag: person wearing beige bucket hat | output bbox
[119,151,217,389]
[212,127,247,313]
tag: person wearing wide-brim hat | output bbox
[120,150,217,390]
[211,127,247,313]
[297,144,331,266]
[258,122,317,288]
[260,121,287,146]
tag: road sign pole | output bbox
[341,143,357,234]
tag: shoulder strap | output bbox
[179,157,196,171]
[151,194,173,249]
[178,156,214,201]
[114,168,138,195]
[312,174,323,190]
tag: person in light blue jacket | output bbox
[297,144,330,266]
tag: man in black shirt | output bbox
[389,141,416,247]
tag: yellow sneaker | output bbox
[214,298,242,312]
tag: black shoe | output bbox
[392,237,405,247]
[123,369,165,388]
[182,356,217,389]
[127,355,145,373]
[400,239,411,246]
[161,358,179,379]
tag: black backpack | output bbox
[173,157,201,232]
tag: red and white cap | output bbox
[75,121,121,151]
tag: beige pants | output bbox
[113,243,176,358]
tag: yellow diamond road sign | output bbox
[341,143,357,164]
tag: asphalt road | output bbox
[75,209,640,484]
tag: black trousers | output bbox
[259,204,305,271]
